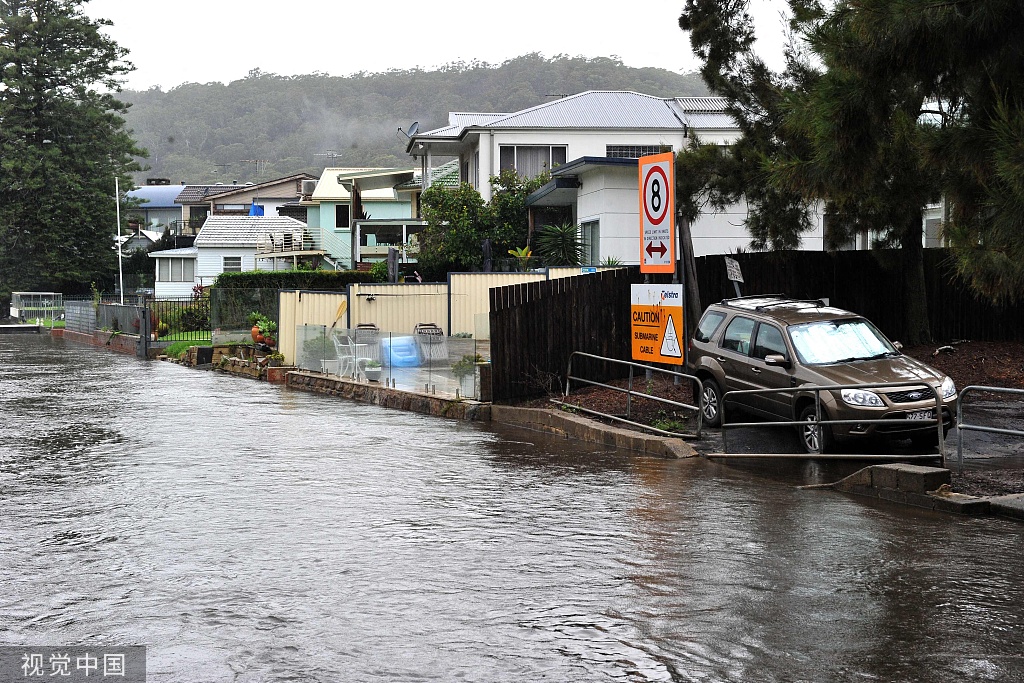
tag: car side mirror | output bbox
[764,353,791,369]
[893,341,903,351]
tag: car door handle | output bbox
[716,357,728,363]
[751,367,761,374]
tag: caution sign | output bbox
[631,284,684,365]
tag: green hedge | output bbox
[213,270,375,290]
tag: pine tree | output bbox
[0,0,144,302]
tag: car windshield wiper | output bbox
[826,353,890,363]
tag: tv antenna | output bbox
[314,150,343,165]
[240,159,270,176]
[397,121,419,140]
[212,163,229,174]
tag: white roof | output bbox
[311,167,414,201]
[414,91,734,139]
[194,216,307,247]
[148,246,198,258]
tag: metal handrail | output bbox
[556,351,704,439]
[956,386,1024,475]
[721,381,947,465]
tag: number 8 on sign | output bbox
[644,166,668,225]
[638,152,675,273]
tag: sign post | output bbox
[638,152,675,274]
[630,284,684,366]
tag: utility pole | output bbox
[115,176,124,304]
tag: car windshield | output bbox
[788,318,897,365]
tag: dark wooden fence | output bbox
[696,249,1024,343]
[490,268,659,403]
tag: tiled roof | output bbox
[194,216,308,247]
[204,173,315,200]
[174,184,247,204]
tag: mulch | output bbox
[521,340,1024,497]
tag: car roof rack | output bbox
[754,298,827,311]
[719,294,787,305]
[718,294,829,311]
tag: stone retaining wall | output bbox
[288,371,490,422]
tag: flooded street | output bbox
[2,335,1024,682]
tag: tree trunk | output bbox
[678,215,703,347]
[900,217,931,346]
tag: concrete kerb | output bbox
[816,463,1024,521]
[490,406,697,459]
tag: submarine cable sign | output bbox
[630,284,684,365]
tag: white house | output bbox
[407,90,826,261]
[149,215,319,298]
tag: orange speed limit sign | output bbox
[638,152,675,274]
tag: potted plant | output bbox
[248,311,264,343]
[363,359,382,382]
[266,351,285,367]
[258,317,278,347]
[452,354,484,397]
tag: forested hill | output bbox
[121,54,706,185]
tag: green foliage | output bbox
[485,169,550,253]
[164,340,210,358]
[419,182,488,274]
[533,223,585,266]
[600,256,624,267]
[212,269,374,290]
[452,354,485,378]
[0,0,145,297]
[369,260,389,283]
[507,246,533,272]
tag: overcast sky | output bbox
[86,0,791,91]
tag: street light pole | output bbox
[115,176,124,304]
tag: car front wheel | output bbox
[798,404,832,454]
[700,378,723,427]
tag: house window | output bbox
[498,145,567,178]
[336,204,350,229]
[605,145,673,159]
[156,258,195,282]
[581,220,600,265]
[223,256,242,272]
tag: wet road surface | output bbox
[2,335,1024,681]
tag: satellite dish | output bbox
[407,121,419,137]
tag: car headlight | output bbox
[940,376,956,399]
[841,388,884,407]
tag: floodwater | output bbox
[2,335,1023,682]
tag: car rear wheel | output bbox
[799,404,832,454]
[700,378,723,427]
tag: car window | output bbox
[753,324,788,360]
[695,310,727,342]
[721,316,756,356]
[788,318,896,364]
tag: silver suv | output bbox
[687,296,956,453]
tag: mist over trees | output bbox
[121,54,707,184]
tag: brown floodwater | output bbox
[2,335,1023,681]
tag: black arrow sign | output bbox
[646,241,667,258]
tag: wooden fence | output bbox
[490,268,655,403]
[696,249,1024,343]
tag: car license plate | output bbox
[907,409,933,421]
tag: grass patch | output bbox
[163,340,211,358]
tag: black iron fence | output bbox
[147,297,211,342]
